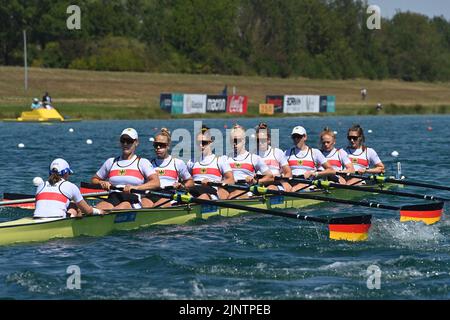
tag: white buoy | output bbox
[368,129,373,133]
[149,137,155,142]
[391,151,399,157]
[251,134,256,138]
[333,131,338,135]
[18,143,25,148]
[69,128,74,133]
[86,139,93,145]
[33,177,44,186]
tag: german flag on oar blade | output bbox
[400,202,444,225]
[328,215,372,242]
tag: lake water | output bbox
[0,115,449,299]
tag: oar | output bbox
[118,187,371,242]
[208,182,444,225]
[280,177,450,202]
[337,173,450,192]
[0,191,110,207]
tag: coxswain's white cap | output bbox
[291,126,307,136]
[33,98,39,102]
[49,158,73,176]
[120,128,138,140]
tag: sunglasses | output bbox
[153,142,168,149]
[197,140,211,146]
[291,134,305,140]
[347,136,360,141]
[120,138,135,144]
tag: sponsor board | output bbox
[206,95,227,113]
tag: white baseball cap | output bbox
[49,158,73,176]
[120,128,138,140]
[291,126,307,136]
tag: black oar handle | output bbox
[288,177,449,202]
[336,173,450,192]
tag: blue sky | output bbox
[367,0,450,19]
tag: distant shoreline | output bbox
[1,66,450,120]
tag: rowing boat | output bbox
[0,184,394,246]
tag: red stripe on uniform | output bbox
[264,159,279,167]
[329,224,371,233]
[328,160,342,168]
[400,209,442,218]
[109,169,144,180]
[350,157,369,167]
[157,169,178,179]
[230,163,255,172]
[36,192,68,203]
[288,160,315,168]
[192,168,222,177]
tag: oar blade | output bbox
[399,202,444,225]
[328,215,372,242]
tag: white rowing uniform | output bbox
[151,156,191,189]
[227,151,270,182]
[33,179,83,218]
[285,146,327,176]
[187,154,232,183]
[257,146,288,176]
[344,147,382,171]
[319,148,351,171]
[96,155,156,188]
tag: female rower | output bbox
[34,158,104,218]
[285,126,335,192]
[187,125,235,200]
[318,127,355,184]
[226,124,274,199]
[255,122,292,191]
[91,128,160,210]
[344,124,385,185]
[141,128,194,207]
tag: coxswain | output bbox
[33,158,104,218]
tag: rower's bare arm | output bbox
[183,178,195,188]
[135,173,160,191]
[222,171,235,185]
[369,162,385,174]
[340,163,355,174]
[281,164,292,178]
[91,175,111,190]
[258,171,274,185]
[318,162,336,177]
[77,199,104,215]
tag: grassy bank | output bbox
[1,66,450,119]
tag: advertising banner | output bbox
[283,95,320,113]
[327,96,336,112]
[206,95,227,113]
[259,104,274,115]
[320,96,328,113]
[183,94,207,114]
[171,93,184,115]
[227,95,248,114]
[266,95,284,113]
[160,93,172,113]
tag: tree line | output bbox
[2,0,450,81]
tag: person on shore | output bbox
[255,122,292,191]
[91,128,160,210]
[141,128,194,207]
[285,126,335,191]
[187,125,235,200]
[31,98,41,109]
[361,88,367,100]
[33,158,104,218]
[344,124,385,185]
[226,124,274,199]
[318,127,354,184]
